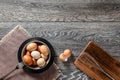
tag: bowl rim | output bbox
[18,37,55,73]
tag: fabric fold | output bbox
[0,26,60,80]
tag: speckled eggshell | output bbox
[40,45,50,56]
[37,58,46,67]
[41,54,48,60]
[31,51,41,59]
[26,42,37,51]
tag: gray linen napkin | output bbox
[0,26,60,80]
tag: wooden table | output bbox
[0,0,120,80]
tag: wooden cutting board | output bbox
[74,41,120,80]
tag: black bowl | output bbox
[18,37,55,73]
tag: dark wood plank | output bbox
[0,0,120,22]
[74,41,120,79]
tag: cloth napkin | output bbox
[0,26,60,80]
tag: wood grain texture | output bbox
[74,41,120,80]
[0,22,119,56]
[0,0,120,22]
[0,1,120,79]
[0,22,119,79]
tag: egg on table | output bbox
[59,49,72,62]
[63,49,72,58]
[59,53,68,62]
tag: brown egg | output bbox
[40,45,50,56]
[32,58,37,65]
[63,49,72,58]
[41,54,48,60]
[59,53,68,62]
[26,42,37,51]
[37,58,46,67]
[38,45,41,52]
[23,55,33,66]
[26,51,31,56]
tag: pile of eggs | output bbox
[22,42,50,68]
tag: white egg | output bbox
[31,51,41,59]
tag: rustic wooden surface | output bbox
[0,0,120,80]
[0,0,120,22]
[75,41,120,80]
